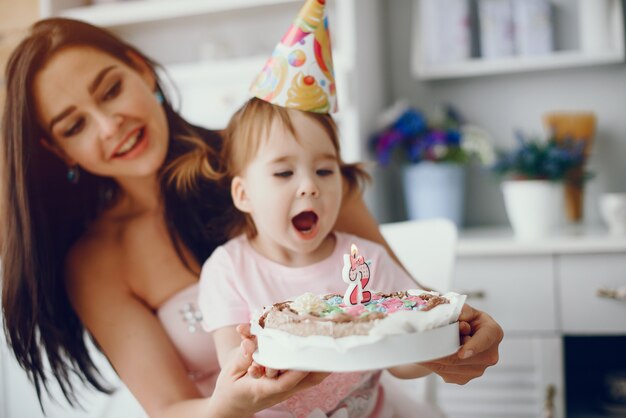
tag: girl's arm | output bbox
[213,326,246,369]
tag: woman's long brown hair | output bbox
[1,18,231,409]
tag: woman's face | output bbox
[33,46,169,181]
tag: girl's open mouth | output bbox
[292,211,319,240]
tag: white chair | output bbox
[379,218,458,418]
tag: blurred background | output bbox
[1,1,626,417]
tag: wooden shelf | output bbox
[57,0,302,27]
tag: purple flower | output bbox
[370,105,468,165]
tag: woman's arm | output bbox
[335,189,402,266]
[67,254,217,417]
[66,236,326,418]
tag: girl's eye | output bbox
[317,168,334,177]
[63,118,85,138]
[102,80,122,101]
[274,171,293,178]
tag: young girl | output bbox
[199,97,435,418]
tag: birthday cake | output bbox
[258,290,461,338]
[252,288,466,372]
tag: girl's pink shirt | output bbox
[198,231,416,418]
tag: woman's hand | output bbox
[236,324,279,379]
[210,325,329,418]
[419,304,503,385]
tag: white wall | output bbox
[376,0,626,227]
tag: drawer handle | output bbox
[543,384,556,418]
[597,287,626,301]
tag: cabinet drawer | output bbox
[437,336,564,418]
[558,253,626,334]
[454,255,557,334]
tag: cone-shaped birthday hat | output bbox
[250,0,337,114]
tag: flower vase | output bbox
[501,180,564,239]
[402,162,465,227]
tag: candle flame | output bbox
[350,244,358,257]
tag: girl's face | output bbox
[33,46,169,181]
[232,110,343,264]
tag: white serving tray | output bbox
[252,322,460,372]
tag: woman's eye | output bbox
[273,171,293,178]
[317,168,334,176]
[102,80,122,101]
[63,118,85,137]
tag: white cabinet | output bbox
[445,254,563,418]
[411,0,626,80]
[437,336,564,418]
[439,227,626,418]
[558,253,626,334]
[40,0,387,163]
[455,255,557,334]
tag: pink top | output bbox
[156,283,220,397]
[198,232,416,418]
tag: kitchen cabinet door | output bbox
[454,255,557,334]
[437,336,564,418]
[558,253,626,334]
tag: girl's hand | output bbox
[420,304,503,385]
[210,324,329,417]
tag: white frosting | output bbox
[290,292,327,315]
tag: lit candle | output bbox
[342,244,372,305]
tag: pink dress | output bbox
[156,283,220,397]
[157,282,394,418]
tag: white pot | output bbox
[402,162,466,227]
[599,192,626,236]
[501,180,564,239]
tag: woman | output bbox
[1,18,502,418]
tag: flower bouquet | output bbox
[370,103,493,226]
[491,131,588,182]
[491,131,591,239]
[371,104,494,166]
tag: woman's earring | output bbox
[67,165,80,185]
[154,91,164,104]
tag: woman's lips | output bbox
[112,128,148,160]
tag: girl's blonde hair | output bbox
[223,98,370,237]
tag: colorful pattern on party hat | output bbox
[250,0,337,114]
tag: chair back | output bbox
[380,218,457,293]
[379,218,459,418]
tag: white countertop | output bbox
[457,225,626,256]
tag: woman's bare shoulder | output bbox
[65,210,197,308]
[64,216,135,297]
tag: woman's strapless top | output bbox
[156,283,219,397]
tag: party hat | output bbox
[250,0,337,114]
